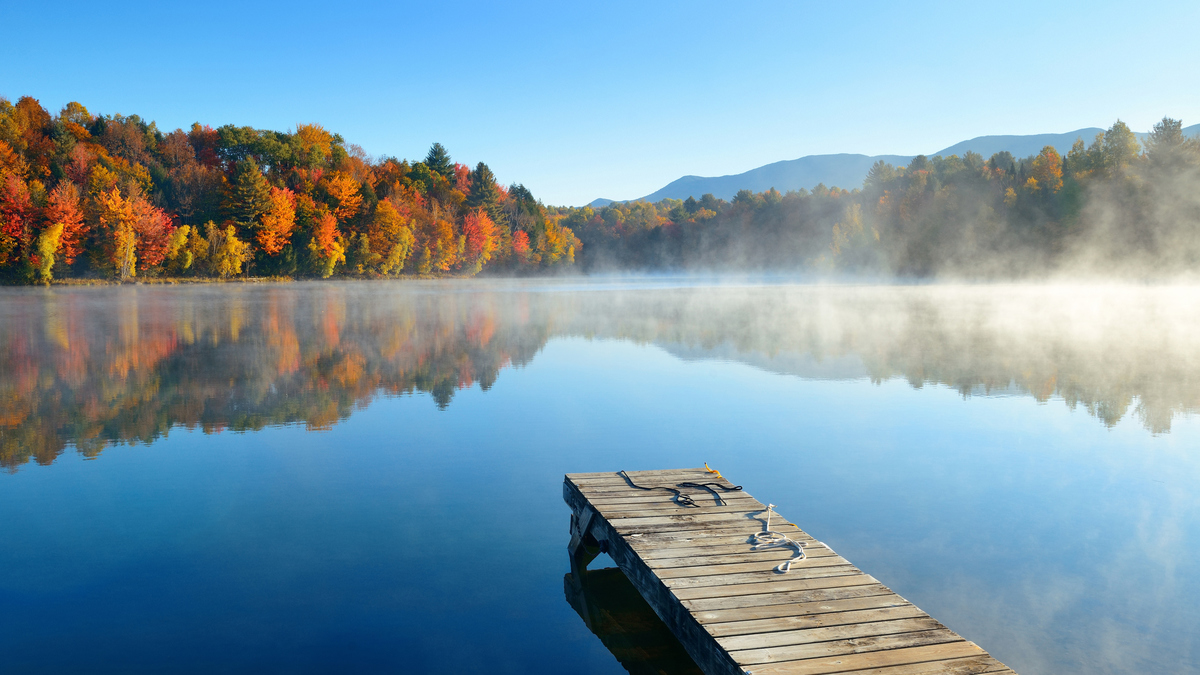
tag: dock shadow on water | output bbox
[565,566,704,675]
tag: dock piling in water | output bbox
[564,468,1016,675]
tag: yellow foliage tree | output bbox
[98,188,137,280]
[204,221,250,278]
[185,224,209,273]
[368,201,415,275]
[35,221,63,284]
[164,224,193,274]
[1029,146,1063,193]
[295,123,333,165]
[87,164,118,198]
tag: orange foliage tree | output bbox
[44,182,86,265]
[256,187,296,256]
[308,210,345,278]
[325,173,362,221]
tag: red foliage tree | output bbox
[0,173,34,246]
[511,229,531,265]
[130,191,175,269]
[454,163,472,195]
[461,209,497,274]
[63,145,95,185]
[188,124,221,167]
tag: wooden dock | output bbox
[564,468,1016,675]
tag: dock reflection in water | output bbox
[565,567,704,675]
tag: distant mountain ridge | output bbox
[587,124,1200,206]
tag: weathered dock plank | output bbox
[564,468,1016,675]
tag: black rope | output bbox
[618,470,698,507]
[617,472,745,507]
[676,481,744,506]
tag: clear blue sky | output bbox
[2,0,1198,205]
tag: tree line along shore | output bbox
[2,95,1198,283]
[555,118,1200,277]
[0,97,579,285]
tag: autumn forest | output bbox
[2,95,1199,283]
[0,96,580,284]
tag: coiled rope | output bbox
[750,503,807,572]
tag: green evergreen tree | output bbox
[423,142,453,178]
[466,162,503,222]
[226,157,271,227]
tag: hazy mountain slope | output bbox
[931,128,1105,160]
[594,124,1200,206]
[638,153,913,202]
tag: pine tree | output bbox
[423,143,453,178]
[226,158,271,227]
[466,162,503,224]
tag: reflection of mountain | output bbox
[3,282,1199,470]
[661,342,869,380]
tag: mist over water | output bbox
[4,279,1197,466]
[1,279,1198,674]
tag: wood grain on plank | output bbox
[637,540,827,560]
[662,565,863,590]
[718,617,946,652]
[735,641,987,675]
[654,554,850,578]
[696,597,916,636]
[703,605,927,637]
[672,573,880,601]
[682,583,896,612]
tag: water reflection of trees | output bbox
[3,283,1198,470]
[0,284,550,469]
[566,285,1200,435]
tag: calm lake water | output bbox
[2,279,1198,674]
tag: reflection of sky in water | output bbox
[1,281,1198,674]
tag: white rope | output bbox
[750,503,807,573]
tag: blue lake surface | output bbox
[1,280,1197,674]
